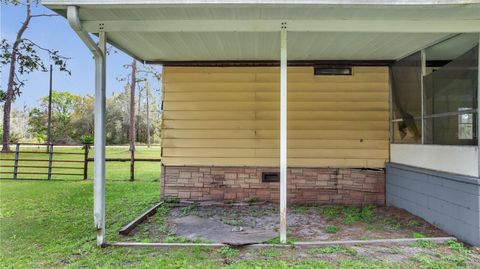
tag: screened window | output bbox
[391,52,423,144]
[458,108,473,140]
[391,33,479,146]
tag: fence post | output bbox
[83,145,90,180]
[130,148,135,181]
[13,143,20,179]
[47,144,54,180]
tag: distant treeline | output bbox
[3,89,162,145]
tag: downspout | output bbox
[67,6,103,58]
[67,5,107,246]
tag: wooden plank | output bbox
[86,158,162,162]
[164,101,388,111]
[162,139,389,149]
[164,66,280,74]
[162,129,257,139]
[164,92,255,101]
[256,111,389,121]
[165,72,388,83]
[106,236,455,248]
[257,92,388,102]
[0,165,83,169]
[163,66,387,74]
[255,72,389,83]
[164,111,388,121]
[163,120,388,130]
[164,111,256,120]
[119,202,164,236]
[164,82,389,92]
[163,91,388,102]
[18,151,83,155]
[162,66,390,168]
[162,148,388,159]
[165,73,257,83]
[162,129,389,139]
[161,157,387,168]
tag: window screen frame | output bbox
[390,34,479,146]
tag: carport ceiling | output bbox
[43,1,480,62]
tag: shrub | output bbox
[79,134,94,145]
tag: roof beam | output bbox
[82,19,480,33]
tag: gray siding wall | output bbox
[386,163,480,246]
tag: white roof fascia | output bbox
[42,0,480,6]
[81,19,480,33]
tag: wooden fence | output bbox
[0,143,161,181]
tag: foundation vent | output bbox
[262,172,280,182]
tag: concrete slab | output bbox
[168,216,277,246]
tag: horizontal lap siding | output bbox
[161,66,389,168]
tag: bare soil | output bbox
[126,202,448,243]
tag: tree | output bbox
[71,95,94,138]
[105,87,130,144]
[117,61,161,146]
[28,91,80,143]
[1,0,69,152]
[128,59,137,153]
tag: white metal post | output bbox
[94,32,107,246]
[67,5,108,247]
[477,35,479,176]
[420,49,426,144]
[279,23,288,244]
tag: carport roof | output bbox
[43,0,480,63]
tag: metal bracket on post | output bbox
[279,22,288,244]
[68,5,107,246]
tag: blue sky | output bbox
[1,2,161,109]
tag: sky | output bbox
[1,2,162,109]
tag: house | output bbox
[43,0,480,246]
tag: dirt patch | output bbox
[125,202,448,243]
[168,215,277,245]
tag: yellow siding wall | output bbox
[161,66,390,168]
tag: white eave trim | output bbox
[81,19,480,33]
[41,0,480,6]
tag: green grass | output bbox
[1,154,478,268]
[413,240,435,248]
[320,206,343,220]
[309,246,343,254]
[1,180,478,268]
[325,225,338,234]
[218,247,240,259]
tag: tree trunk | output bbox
[137,86,141,142]
[146,83,151,148]
[2,1,31,152]
[129,59,137,153]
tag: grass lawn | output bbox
[1,147,479,268]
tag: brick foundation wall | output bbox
[161,166,385,205]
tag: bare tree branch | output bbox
[31,14,58,18]
[22,38,70,60]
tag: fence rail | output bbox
[0,143,161,181]
[0,143,86,180]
